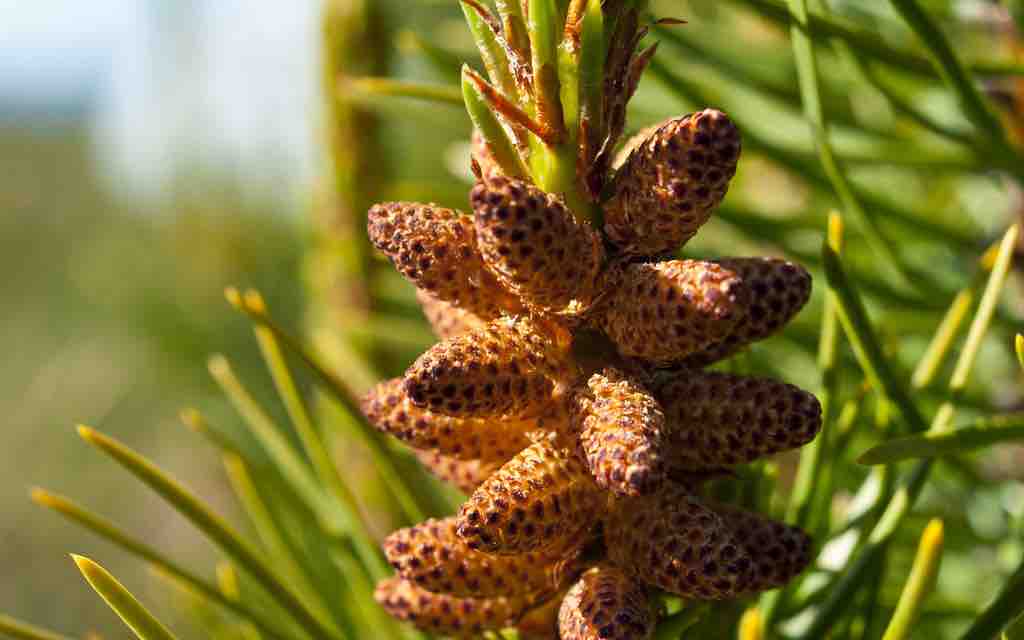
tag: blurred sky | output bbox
[1,0,319,202]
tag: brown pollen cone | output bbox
[605,109,741,256]
[457,438,602,555]
[364,5,823,630]
[711,502,813,594]
[657,371,822,473]
[362,378,536,461]
[604,484,754,599]
[471,128,502,179]
[404,316,573,418]
[416,289,486,340]
[383,516,579,598]
[683,257,812,367]
[571,368,667,496]
[598,259,750,365]
[374,576,536,637]
[413,449,502,494]
[367,201,523,319]
[471,174,605,315]
[516,589,568,640]
[558,564,656,640]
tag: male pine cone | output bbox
[361,2,820,637]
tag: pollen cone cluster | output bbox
[362,2,821,637]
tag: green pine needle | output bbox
[858,415,1024,465]
[31,488,291,640]
[226,288,430,524]
[343,76,464,106]
[76,426,344,640]
[0,615,74,640]
[786,0,909,288]
[1017,334,1024,372]
[881,519,945,640]
[73,555,180,640]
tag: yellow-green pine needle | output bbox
[803,225,1020,638]
[330,549,424,640]
[460,0,517,100]
[959,559,1024,639]
[881,519,945,640]
[886,0,1008,144]
[788,211,843,526]
[823,241,929,433]
[0,614,74,640]
[858,415,1024,465]
[218,452,360,640]
[215,563,263,640]
[929,224,1020,435]
[216,561,241,601]
[76,426,343,640]
[342,76,463,106]
[786,0,909,288]
[221,453,334,625]
[73,555,180,640]
[1017,334,1024,372]
[396,30,463,78]
[208,354,342,534]
[948,225,1021,394]
[729,0,1024,79]
[911,288,975,390]
[226,290,429,524]
[179,408,244,456]
[31,488,290,640]
[767,216,845,629]
[461,65,528,178]
[739,607,764,640]
[234,288,388,580]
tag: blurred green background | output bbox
[4,1,1024,638]
[0,121,305,633]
